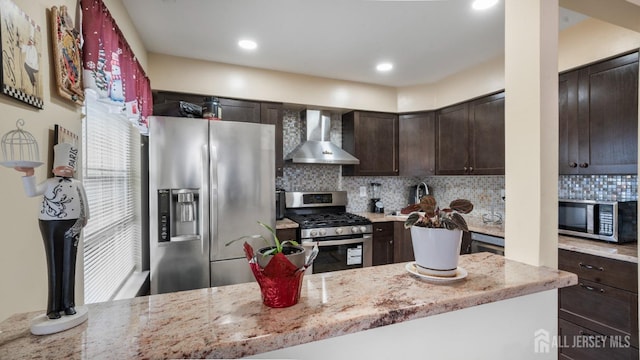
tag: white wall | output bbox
[558,17,640,71]
[149,53,398,113]
[398,56,505,113]
[0,0,146,322]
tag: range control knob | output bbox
[351,227,360,234]
[360,226,367,233]
[335,228,344,235]
[319,229,327,236]
[310,230,318,237]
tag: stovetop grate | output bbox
[287,212,371,229]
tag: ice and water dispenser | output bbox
[157,189,200,242]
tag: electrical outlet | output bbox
[359,186,367,197]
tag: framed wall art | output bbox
[0,0,44,109]
[50,5,83,105]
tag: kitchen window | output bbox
[82,93,142,304]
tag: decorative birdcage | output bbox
[1,119,42,167]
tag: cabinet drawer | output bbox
[559,279,638,346]
[558,249,638,292]
[559,318,638,360]
[373,222,394,237]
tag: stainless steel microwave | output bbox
[558,199,637,243]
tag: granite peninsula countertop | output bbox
[0,253,576,359]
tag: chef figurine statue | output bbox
[15,143,89,321]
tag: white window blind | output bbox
[82,95,141,304]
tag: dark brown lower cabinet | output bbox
[276,228,297,244]
[389,223,471,264]
[558,249,639,359]
[392,222,414,263]
[559,319,638,360]
[372,222,394,266]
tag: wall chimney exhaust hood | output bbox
[284,110,359,165]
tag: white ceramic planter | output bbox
[410,227,462,277]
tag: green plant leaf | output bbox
[225,220,280,252]
[281,240,300,247]
[449,199,474,214]
[225,234,265,247]
[404,212,421,229]
[257,221,282,252]
[449,212,469,232]
[419,195,437,217]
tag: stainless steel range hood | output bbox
[284,110,359,165]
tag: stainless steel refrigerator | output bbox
[148,116,275,294]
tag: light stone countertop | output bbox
[275,217,298,229]
[558,235,638,263]
[359,212,506,237]
[0,253,576,359]
[358,212,638,263]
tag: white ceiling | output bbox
[122,0,588,88]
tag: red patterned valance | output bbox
[81,0,151,133]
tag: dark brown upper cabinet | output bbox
[153,91,262,123]
[469,93,505,175]
[342,111,399,176]
[153,90,205,106]
[436,92,505,175]
[559,52,639,175]
[436,103,468,175]
[399,112,436,176]
[218,98,261,123]
[260,102,284,177]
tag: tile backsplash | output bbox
[558,175,637,201]
[276,109,637,221]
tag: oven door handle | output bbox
[471,240,504,256]
[302,235,372,247]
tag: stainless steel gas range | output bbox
[285,191,373,274]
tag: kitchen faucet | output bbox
[415,182,429,203]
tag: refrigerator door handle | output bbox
[209,145,218,256]
[200,144,208,254]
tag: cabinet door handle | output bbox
[579,162,589,168]
[569,162,577,168]
[463,167,468,171]
[469,167,473,172]
[579,283,605,293]
[376,228,383,232]
[579,262,604,271]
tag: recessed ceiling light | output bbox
[472,0,498,10]
[376,62,393,72]
[238,39,257,50]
